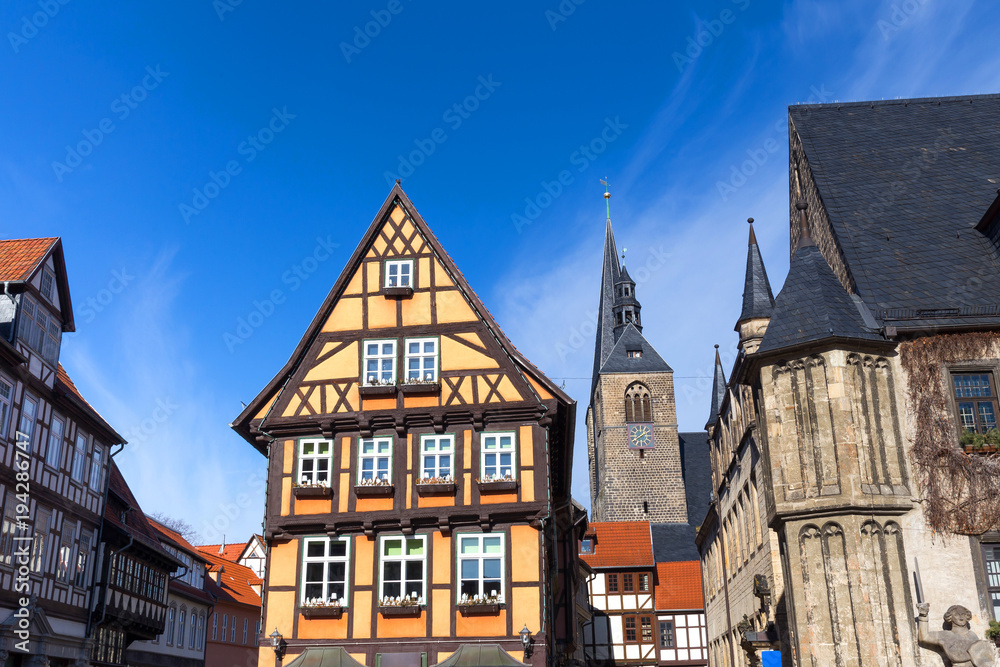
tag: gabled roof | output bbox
[580,521,654,568]
[0,237,74,331]
[654,561,704,611]
[0,237,57,281]
[789,94,1000,330]
[199,542,245,562]
[758,238,882,355]
[232,183,572,455]
[598,324,672,374]
[105,462,182,568]
[196,546,262,608]
[736,221,774,327]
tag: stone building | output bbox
[700,94,1000,666]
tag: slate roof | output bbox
[650,523,698,563]
[654,561,704,611]
[0,237,57,281]
[706,349,726,428]
[598,323,672,374]
[788,94,1000,332]
[759,239,883,355]
[736,222,774,327]
[679,431,712,533]
[591,217,622,396]
[580,521,654,568]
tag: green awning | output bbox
[284,647,368,667]
[430,644,529,667]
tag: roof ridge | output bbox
[790,92,1000,110]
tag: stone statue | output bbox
[917,603,997,667]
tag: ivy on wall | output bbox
[899,332,1000,535]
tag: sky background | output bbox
[3,0,999,542]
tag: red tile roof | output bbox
[654,561,704,611]
[196,546,262,609]
[0,237,57,281]
[199,542,245,562]
[579,521,654,568]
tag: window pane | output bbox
[461,537,478,554]
[384,540,402,557]
[405,561,422,579]
[307,542,324,558]
[406,539,423,556]
[979,402,997,431]
[330,541,346,558]
[483,537,502,553]
[959,403,976,430]
[461,560,479,579]
[483,558,501,579]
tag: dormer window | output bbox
[385,260,413,288]
[627,349,642,359]
[580,539,594,555]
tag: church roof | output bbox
[736,221,774,327]
[599,323,672,374]
[591,217,621,395]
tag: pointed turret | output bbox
[706,345,726,430]
[758,201,882,355]
[612,260,642,341]
[735,217,775,353]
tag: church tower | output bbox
[585,191,689,523]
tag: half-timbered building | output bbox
[0,237,125,665]
[90,462,181,665]
[232,184,581,666]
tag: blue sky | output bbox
[3,0,998,541]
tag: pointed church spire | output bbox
[706,345,726,430]
[591,190,622,395]
[736,217,775,330]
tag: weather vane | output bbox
[621,248,627,266]
[601,177,611,219]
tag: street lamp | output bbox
[269,628,286,660]
[519,624,533,659]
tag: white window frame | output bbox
[89,444,104,492]
[71,431,87,482]
[31,509,50,573]
[221,614,227,644]
[56,520,74,582]
[457,533,506,602]
[211,613,218,641]
[242,618,248,645]
[0,375,12,439]
[46,414,65,468]
[18,394,38,454]
[178,608,186,647]
[362,339,397,385]
[385,259,414,288]
[419,434,454,480]
[75,532,91,587]
[297,438,333,486]
[300,536,351,606]
[255,620,260,647]
[358,436,393,483]
[40,268,55,302]
[192,614,199,649]
[230,615,236,643]
[378,535,427,603]
[17,295,60,365]
[480,432,516,481]
[404,337,439,382]
[167,606,176,645]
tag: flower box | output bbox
[293,485,332,498]
[383,286,414,298]
[379,604,422,617]
[477,479,518,493]
[962,444,999,455]
[416,481,456,496]
[399,382,441,395]
[355,484,394,497]
[457,603,501,616]
[301,605,345,619]
[358,384,397,398]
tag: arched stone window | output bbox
[624,383,652,422]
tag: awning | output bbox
[283,647,367,667]
[430,644,529,667]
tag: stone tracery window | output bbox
[624,383,652,423]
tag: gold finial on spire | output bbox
[601,177,611,219]
[621,247,627,266]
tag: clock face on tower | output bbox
[627,422,655,450]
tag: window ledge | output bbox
[457,603,503,616]
[399,382,441,395]
[301,605,345,619]
[378,605,423,617]
[416,481,456,496]
[358,384,397,398]
[383,286,414,299]
[355,484,394,498]
[477,480,518,493]
[293,486,332,498]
